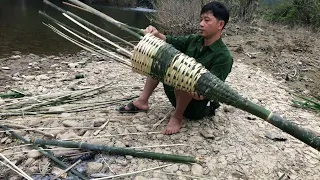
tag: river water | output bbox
[0,0,152,58]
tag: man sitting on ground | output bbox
[119,1,233,135]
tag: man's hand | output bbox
[143,25,166,40]
[189,92,205,100]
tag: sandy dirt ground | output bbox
[0,22,319,180]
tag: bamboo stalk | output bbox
[91,164,172,180]
[32,139,199,164]
[67,0,143,39]
[0,125,88,180]
[3,124,55,138]
[0,91,24,99]
[43,0,135,47]
[0,153,33,180]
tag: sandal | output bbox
[118,101,148,113]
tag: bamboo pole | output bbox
[43,0,135,47]
[32,138,199,164]
[67,0,143,39]
[0,125,88,180]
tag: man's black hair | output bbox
[201,1,230,28]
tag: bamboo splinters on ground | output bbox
[42,0,320,151]
[31,138,200,164]
[3,124,54,138]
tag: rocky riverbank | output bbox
[0,22,319,179]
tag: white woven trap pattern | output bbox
[164,53,208,92]
[131,33,166,75]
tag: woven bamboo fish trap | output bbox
[41,0,320,151]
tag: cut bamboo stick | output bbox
[0,144,31,152]
[0,125,162,134]
[93,119,110,136]
[2,148,80,156]
[0,153,33,180]
[3,124,55,138]
[32,138,199,163]
[128,144,188,149]
[52,159,82,180]
[153,108,173,129]
[61,131,161,141]
[0,126,100,133]
[0,160,30,179]
[160,172,210,180]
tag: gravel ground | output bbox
[0,49,319,180]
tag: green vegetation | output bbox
[147,0,320,34]
[292,95,320,113]
[262,0,320,30]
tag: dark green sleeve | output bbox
[210,51,233,82]
[165,34,196,53]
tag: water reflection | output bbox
[0,0,152,58]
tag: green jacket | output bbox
[162,34,233,119]
[166,34,233,82]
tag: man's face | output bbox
[199,11,224,38]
